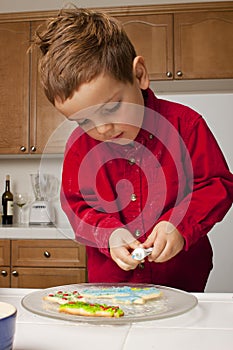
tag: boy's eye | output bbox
[102,101,121,115]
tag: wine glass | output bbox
[15,193,29,225]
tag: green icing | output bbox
[59,301,124,317]
[115,308,124,317]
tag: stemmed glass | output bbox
[15,193,29,225]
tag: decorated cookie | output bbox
[59,301,124,318]
[43,290,85,305]
[80,286,162,304]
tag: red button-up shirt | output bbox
[61,88,233,291]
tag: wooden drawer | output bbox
[11,239,86,267]
[0,239,10,266]
[0,266,10,287]
[10,267,86,288]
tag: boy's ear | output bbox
[133,56,150,90]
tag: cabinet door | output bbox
[10,267,86,288]
[0,22,30,154]
[0,267,10,287]
[30,21,73,154]
[174,11,233,79]
[0,239,10,266]
[11,239,86,267]
[0,240,11,287]
[115,14,173,80]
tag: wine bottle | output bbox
[2,175,14,225]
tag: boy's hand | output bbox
[109,228,141,271]
[142,221,184,263]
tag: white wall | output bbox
[0,0,232,292]
[154,89,233,293]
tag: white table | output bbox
[0,288,232,350]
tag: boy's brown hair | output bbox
[33,7,137,105]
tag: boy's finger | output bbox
[151,244,172,263]
[128,240,142,250]
[148,239,166,262]
[142,229,158,249]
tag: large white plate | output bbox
[22,283,198,324]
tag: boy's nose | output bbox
[95,122,113,134]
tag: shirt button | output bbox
[138,263,145,269]
[149,134,154,139]
[128,157,136,165]
[131,194,137,201]
[135,229,141,237]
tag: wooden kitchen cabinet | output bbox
[0,22,30,154]
[0,240,11,287]
[30,21,70,154]
[0,239,87,288]
[115,14,173,81]
[10,267,86,289]
[0,20,69,155]
[115,4,233,80]
[174,10,233,79]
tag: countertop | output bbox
[0,224,74,239]
[0,288,232,350]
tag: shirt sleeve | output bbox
[159,115,233,250]
[60,139,125,256]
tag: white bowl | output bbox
[0,302,17,350]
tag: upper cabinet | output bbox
[113,2,233,80]
[115,14,173,81]
[30,21,74,154]
[0,20,71,155]
[174,11,233,79]
[0,22,30,154]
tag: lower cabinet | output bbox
[0,240,11,287]
[0,239,87,288]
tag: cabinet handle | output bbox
[12,270,19,277]
[1,270,8,277]
[30,146,37,152]
[44,251,51,258]
[166,71,172,78]
[176,70,183,77]
[20,146,26,152]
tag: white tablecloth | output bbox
[0,288,232,350]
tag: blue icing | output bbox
[82,286,132,296]
[132,287,160,296]
[82,286,160,298]
[113,295,140,302]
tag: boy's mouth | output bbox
[105,132,129,144]
[111,132,123,139]
[106,132,134,145]
[107,132,124,141]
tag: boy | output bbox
[34,7,233,291]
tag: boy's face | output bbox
[55,59,149,145]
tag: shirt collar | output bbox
[135,88,159,145]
